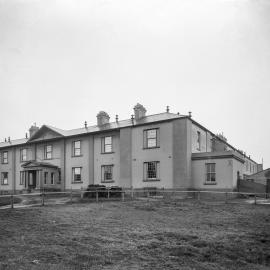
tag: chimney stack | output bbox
[4,138,7,142]
[97,111,110,126]
[166,106,170,113]
[8,137,10,143]
[131,114,134,125]
[29,124,39,138]
[115,115,119,123]
[25,133,28,139]
[188,111,192,118]
[84,121,87,128]
[133,103,146,121]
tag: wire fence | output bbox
[0,188,269,210]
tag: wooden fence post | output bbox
[107,189,110,199]
[96,191,99,203]
[131,187,134,200]
[197,191,200,201]
[254,194,257,205]
[122,191,125,202]
[80,187,83,199]
[70,188,73,204]
[10,194,14,209]
[225,192,228,204]
[42,190,45,206]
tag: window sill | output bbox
[44,158,53,160]
[71,155,83,158]
[101,152,115,155]
[1,184,9,186]
[143,179,161,182]
[204,182,217,185]
[143,147,160,150]
[1,163,8,165]
[101,180,115,183]
[72,181,83,184]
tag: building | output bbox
[0,104,262,194]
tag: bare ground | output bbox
[0,199,269,270]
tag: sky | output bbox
[0,0,270,167]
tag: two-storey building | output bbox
[0,104,262,194]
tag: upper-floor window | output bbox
[44,145,52,159]
[197,131,201,151]
[72,167,82,183]
[205,163,216,184]
[73,140,81,156]
[1,172,8,185]
[101,165,113,182]
[2,151,8,164]
[143,128,159,149]
[20,148,27,162]
[101,136,113,153]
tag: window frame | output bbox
[72,140,81,157]
[101,165,114,183]
[51,172,55,185]
[20,148,27,162]
[72,167,82,183]
[44,144,53,160]
[205,163,216,185]
[197,131,201,151]
[44,172,48,185]
[143,161,160,182]
[2,151,8,164]
[101,136,113,154]
[143,128,160,149]
[20,171,26,185]
[1,172,8,185]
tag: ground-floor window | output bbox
[143,161,160,181]
[101,165,113,182]
[205,163,216,184]
[51,173,55,185]
[20,171,26,185]
[44,172,48,185]
[1,172,8,185]
[72,167,82,183]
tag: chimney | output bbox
[29,124,39,138]
[97,111,110,126]
[25,133,28,139]
[115,115,119,123]
[188,111,192,118]
[8,137,10,143]
[84,121,87,128]
[4,138,7,142]
[133,103,146,120]
[131,114,134,125]
[166,106,170,113]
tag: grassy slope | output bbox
[0,199,269,270]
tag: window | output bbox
[1,172,8,185]
[44,172,48,185]
[101,136,113,153]
[144,129,159,149]
[2,151,8,164]
[197,131,201,151]
[20,148,27,162]
[73,140,81,156]
[246,161,248,171]
[51,173,54,185]
[205,163,216,184]
[143,161,160,181]
[72,167,82,182]
[45,145,52,159]
[101,165,113,182]
[20,171,25,185]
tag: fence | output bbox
[0,188,269,210]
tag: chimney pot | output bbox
[97,111,110,126]
[116,115,119,122]
[8,137,10,142]
[133,103,146,120]
[166,106,170,113]
[188,111,192,118]
[84,121,87,128]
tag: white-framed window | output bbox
[44,145,52,159]
[20,171,26,185]
[20,148,27,162]
[51,173,54,185]
[101,136,113,153]
[44,172,48,185]
[143,128,159,149]
[1,172,8,185]
[143,161,160,181]
[205,163,216,184]
[2,151,8,164]
[197,131,201,151]
[101,165,113,182]
[72,167,82,182]
[72,140,81,156]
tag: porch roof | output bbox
[21,161,59,169]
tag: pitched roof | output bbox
[0,112,184,148]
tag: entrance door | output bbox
[28,171,37,189]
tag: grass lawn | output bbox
[0,199,269,270]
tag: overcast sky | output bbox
[0,0,269,167]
